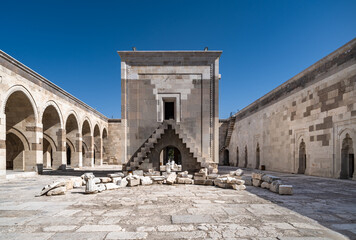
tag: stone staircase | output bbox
[220,116,236,152]
[126,120,208,171]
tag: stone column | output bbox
[83,135,94,167]
[71,133,82,168]
[0,113,6,177]
[52,129,66,170]
[25,124,43,173]
[95,138,102,166]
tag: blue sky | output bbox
[1,0,355,119]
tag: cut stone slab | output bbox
[118,178,128,187]
[71,177,83,188]
[261,181,271,189]
[252,179,262,187]
[108,172,124,178]
[133,170,144,176]
[38,180,67,196]
[77,225,123,232]
[105,183,119,190]
[47,186,66,196]
[43,225,77,232]
[100,177,112,183]
[140,177,153,185]
[166,172,177,185]
[262,174,281,183]
[252,172,264,180]
[106,232,148,239]
[96,184,106,192]
[242,176,252,186]
[172,215,215,224]
[279,185,293,195]
[232,184,246,191]
[270,180,283,193]
[127,178,140,187]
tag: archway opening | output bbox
[341,134,354,179]
[159,146,181,166]
[236,147,239,167]
[102,128,108,164]
[298,139,306,174]
[223,149,229,166]
[244,146,248,168]
[66,145,71,165]
[65,114,79,166]
[5,91,36,171]
[256,143,260,169]
[82,120,92,166]
[6,133,25,170]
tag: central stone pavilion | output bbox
[115,50,222,172]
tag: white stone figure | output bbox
[171,160,175,170]
[166,162,171,173]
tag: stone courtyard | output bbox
[0,167,355,240]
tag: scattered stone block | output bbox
[232,184,246,191]
[204,179,214,186]
[96,184,106,192]
[151,176,165,181]
[261,181,270,189]
[262,174,281,183]
[270,180,283,193]
[84,173,98,194]
[133,170,144,176]
[252,172,264,180]
[252,179,262,187]
[160,165,166,171]
[100,177,112,183]
[105,183,119,190]
[177,171,189,178]
[107,172,124,178]
[118,178,128,188]
[38,180,67,196]
[71,177,83,188]
[166,173,177,185]
[65,179,74,190]
[93,178,101,184]
[235,169,244,176]
[47,186,66,196]
[140,177,153,185]
[194,180,206,185]
[144,171,160,177]
[111,177,122,185]
[279,185,293,195]
[241,176,252,186]
[127,178,140,187]
[207,174,219,179]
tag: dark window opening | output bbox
[164,102,175,120]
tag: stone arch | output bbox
[42,104,65,170]
[256,143,260,169]
[146,126,200,172]
[244,145,248,168]
[159,146,182,165]
[93,124,102,166]
[236,146,239,167]
[82,119,93,167]
[4,89,38,171]
[40,101,64,129]
[65,112,81,167]
[43,134,56,169]
[6,132,25,170]
[298,138,307,174]
[102,128,108,164]
[2,85,39,123]
[340,133,355,179]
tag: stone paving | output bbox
[0,167,355,240]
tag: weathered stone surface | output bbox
[140,176,153,185]
[47,186,66,196]
[166,173,177,185]
[38,180,67,196]
[270,180,283,193]
[261,181,271,189]
[106,232,148,239]
[118,178,128,187]
[96,184,106,192]
[84,173,97,194]
[100,177,112,183]
[252,172,264,180]
[151,176,165,181]
[128,178,140,187]
[93,178,101,184]
[105,183,120,190]
[232,184,246,191]
[262,174,281,183]
[111,177,122,185]
[108,172,125,178]
[133,170,144,176]
[71,177,83,188]
[252,179,262,187]
[242,176,252,186]
[204,179,214,185]
[279,185,293,195]
[171,215,216,224]
[207,174,219,179]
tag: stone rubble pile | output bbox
[39,167,292,196]
[251,171,293,195]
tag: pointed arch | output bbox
[40,100,64,129]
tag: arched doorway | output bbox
[236,147,239,167]
[298,139,306,174]
[42,105,63,169]
[6,133,25,170]
[66,145,71,165]
[256,143,260,169]
[102,128,108,164]
[5,91,36,171]
[223,149,229,166]
[82,120,92,167]
[159,146,182,165]
[341,134,354,179]
[43,137,54,169]
[244,146,248,168]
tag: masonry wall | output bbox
[106,120,124,164]
[226,39,356,179]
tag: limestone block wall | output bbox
[106,119,125,165]
[119,51,221,166]
[0,50,109,177]
[226,38,356,179]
